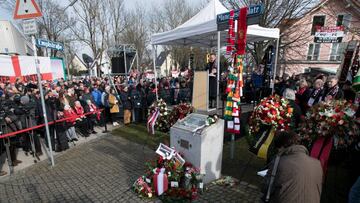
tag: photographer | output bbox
[20,94,42,157]
[35,91,56,151]
[0,96,8,175]
[1,94,23,166]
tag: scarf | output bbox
[75,106,84,115]
[297,87,307,95]
[325,85,339,98]
[226,10,235,55]
[311,87,323,98]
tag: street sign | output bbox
[217,5,264,31]
[13,0,42,19]
[22,19,37,35]
[36,39,64,51]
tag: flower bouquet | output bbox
[132,177,153,198]
[148,99,171,132]
[133,144,204,201]
[168,102,194,127]
[247,95,293,160]
[298,100,359,149]
[298,100,359,173]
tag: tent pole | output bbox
[153,45,159,101]
[124,45,128,83]
[216,31,221,110]
[272,38,280,94]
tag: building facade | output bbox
[0,20,33,56]
[280,0,360,76]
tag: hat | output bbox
[20,95,30,104]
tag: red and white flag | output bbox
[0,55,65,83]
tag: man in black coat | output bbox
[322,76,344,102]
[205,53,217,108]
[35,91,56,151]
[130,85,142,123]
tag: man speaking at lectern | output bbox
[205,53,217,108]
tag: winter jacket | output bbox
[109,94,120,113]
[120,92,132,110]
[130,88,142,109]
[266,145,323,203]
[92,89,102,107]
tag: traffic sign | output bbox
[36,39,64,51]
[13,0,42,20]
[22,19,37,35]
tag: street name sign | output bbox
[217,5,264,31]
[36,39,64,51]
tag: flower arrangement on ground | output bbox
[132,144,204,201]
[298,100,359,149]
[148,99,171,132]
[247,95,294,160]
[148,100,194,133]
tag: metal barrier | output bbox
[0,109,105,175]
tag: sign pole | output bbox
[31,35,55,167]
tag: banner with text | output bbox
[0,55,66,83]
[314,26,344,43]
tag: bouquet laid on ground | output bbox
[132,143,204,201]
[247,95,293,160]
[298,100,359,149]
[148,100,194,133]
[148,99,171,133]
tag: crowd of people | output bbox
[0,71,195,176]
[260,73,360,203]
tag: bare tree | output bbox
[148,0,206,70]
[119,4,148,65]
[70,0,108,76]
[220,0,319,68]
[36,0,76,57]
[107,0,127,46]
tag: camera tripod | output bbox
[0,123,14,175]
[25,116,40,163]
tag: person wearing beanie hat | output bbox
[20,95,30,105]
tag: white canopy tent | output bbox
[151,0,280,106]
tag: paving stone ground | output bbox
[0,134,262,202]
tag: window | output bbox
[330,43,346,61]
[307,43,321,61]
[337,14,351,33]
[311,16,325,35]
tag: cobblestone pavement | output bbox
[0,135,262,202]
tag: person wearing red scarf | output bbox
[59,105,78,142]
[63,105,77,124]
[74,101,85,118]
[73,101,90,137]
[295,79,311,115]
[84,100,99,134]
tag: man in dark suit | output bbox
[205,53,217,108]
